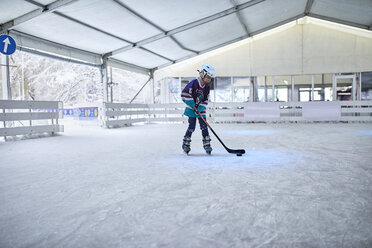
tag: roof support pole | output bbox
[0,26,11,99]
[1,53,11,100]
[249,77,255,102]
[101,56,109,103]
[129,70,153,104]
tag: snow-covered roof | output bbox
[1,0,372,75]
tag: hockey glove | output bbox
[196,105,205,113]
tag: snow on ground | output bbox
[1,121,372,247]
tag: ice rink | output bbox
[1,122,372,247]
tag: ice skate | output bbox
[203,136,212,155]
[182,136,191,154]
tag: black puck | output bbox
[237,154,242,156]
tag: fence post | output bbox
[2,108,6,141]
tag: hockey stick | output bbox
[193,107,245,156]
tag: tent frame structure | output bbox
[1,0,372,102]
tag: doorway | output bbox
[333,74,356,101]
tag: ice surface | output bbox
[1,122,372,247]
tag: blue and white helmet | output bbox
[199,64,216,78]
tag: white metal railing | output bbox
[211,101,372,122]
[209,102,246,123]
[101,103,185,128]
[100,101,372,128]
[0,100,64,140]
[339,101,372,122]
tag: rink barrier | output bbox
[0,100,64,140]
[210,101,372,123]
[101,103,184,128]
[339,101,372,122]
[100,101,372,127]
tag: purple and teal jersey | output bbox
[181,78,210,118]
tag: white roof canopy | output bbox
[1,0,372,75]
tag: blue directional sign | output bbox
[0,35,17,55]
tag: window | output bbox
[154,79,162,104]
[294,75,312,102]
[215,77,231,102]
[255,76,273,102]
[233,77,250,102]
[322,74,333,101]
[167,77,180,103]
[335,74,354,101]
[313,74,324,101]
[274,76,290,102]
[361,72,372,100]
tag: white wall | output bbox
[154,17,372,81]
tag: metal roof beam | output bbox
[111,0,163,34]
[112,34,167,56]
[53,12,167,61]
[19,47,100,67]
[0,0,78,33]
[156,35,251,69]
[156,34,250,69]
[53,12,132,44]
[155,13,305,70]
[249,13,305,36]
[111,0,198,54]
[10,29,102,64]
[48,12,174,63]
[140,47,175,63]
[168,37,199,54]
[11,30,150,75]
[168,0,265,36]
[111,0,266,56]
[24,0,44,8]
[304,0,314,15]
[9,29,150,74]
[14,1,174,63]
[230,0,250,35]
[107,58,150,75]
[307,13,370,30]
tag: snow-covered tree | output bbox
[8,51,151,106]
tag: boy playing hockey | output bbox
[181,64,216,155]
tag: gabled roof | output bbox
[1,0,371,75]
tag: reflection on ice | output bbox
[222,129,280,136]
[170,149,300,170]
[355,130,372,135]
